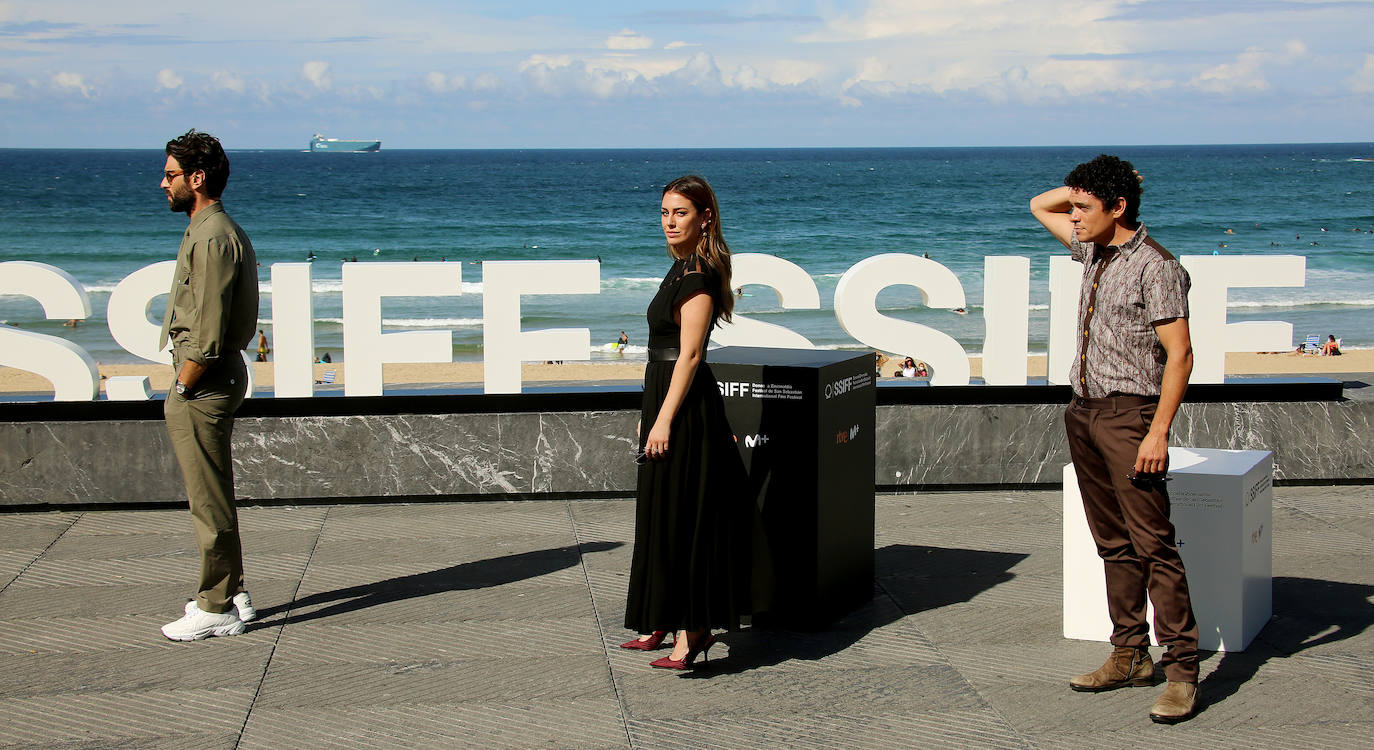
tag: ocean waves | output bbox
[3,144,1372,364]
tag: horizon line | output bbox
[3,140,1373,152]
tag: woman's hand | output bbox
[644,419,671,460]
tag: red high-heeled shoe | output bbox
[619,630,671,651]
[650,634,716,670]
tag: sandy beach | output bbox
[1,350,1368,395]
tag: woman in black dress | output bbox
[622,175,755,670]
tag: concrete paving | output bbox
[0,486,1369,749]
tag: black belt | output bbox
[1072,394,1159,409]
[648,347,681,362]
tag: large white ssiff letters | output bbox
[1,253,1306,399]
[0,261,98,401]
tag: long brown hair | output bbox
[662,174,734,324]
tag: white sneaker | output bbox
[162,605,244,641]
[233,592,257,622]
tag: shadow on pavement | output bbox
[685,544,1028,678]
[253,541,622,627]
[1199,576,1374,707]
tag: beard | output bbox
[166,185,194,214]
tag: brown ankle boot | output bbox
[1149,681,1199,723]
[1069,646,1154,692]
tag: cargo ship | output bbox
[309,134,381,152]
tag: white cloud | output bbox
[520,55,643,99]
[156,68,182,90]
[598,56,694,80]
[520,51,713,98]
[517,48,829,99]
[665,52,724,93]
[471,72,501,91]
[1032,57,1164,100]
[53,71,91,97]
[727,59,827,89]
[606,29,653,50]
[1348,54,1374,93]
[211,71,246,93]
[795,0,1140,100]
[515,50,739,99]
[520,54,573,71]
[4,0,1371,146]
[1194,50,1271,93]
[764,60,827,87]
[843,57,890,92]
[302,61,332,90]
[805,0,1109,43]
[425,71,466,93]
[1191,40,1307,94]
[731,65,767,91]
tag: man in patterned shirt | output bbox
[1031,155,1200,724]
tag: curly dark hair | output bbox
[165,129,230,198]
[1064,154,1142,226]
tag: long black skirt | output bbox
[623,361,758,633]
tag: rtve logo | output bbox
[835,424,860,444]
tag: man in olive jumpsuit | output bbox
[156,130,260,641]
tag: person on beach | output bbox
[1031,154,1200,723]
[622,175,758,669]
[156,130,260,641]
[1322,335,1342,356]
[617,330,630,351]
[256,329,270,362]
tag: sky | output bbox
[1,0,1371,149]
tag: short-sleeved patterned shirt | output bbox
[1069,224,1190,398]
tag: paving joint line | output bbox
[0,510,83,596]
[232,503,333,750]
[1273,491,1367,538]
[874,572,1036,750]
[564,498,634,749]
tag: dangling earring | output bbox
[700,223,707,231]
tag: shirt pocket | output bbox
[171,267,193,304]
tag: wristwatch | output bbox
[175,380,188,396]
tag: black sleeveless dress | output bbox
[623,257,755,633]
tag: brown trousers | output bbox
[1065,396,1199,683]
[165,355,247,614]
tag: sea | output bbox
[1,144,1371,366]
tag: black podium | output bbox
[709,346,876,627]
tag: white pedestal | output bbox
[1063,447,1273,652]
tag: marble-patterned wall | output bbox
[1173,401,1373,481]
[233,411,639,498]
[2,400,1368,507]
[875,400,1374,486]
